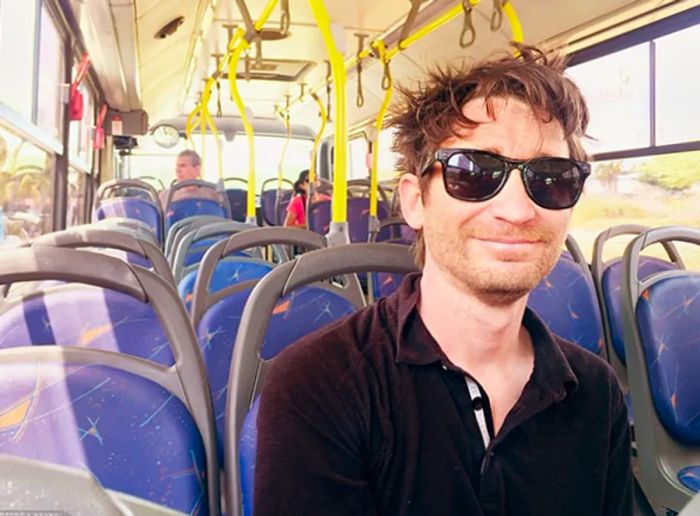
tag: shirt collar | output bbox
[392,272,579,401]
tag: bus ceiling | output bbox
[64,0,696,132]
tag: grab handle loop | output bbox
[460,0,477,48]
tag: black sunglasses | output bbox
[422,148,591,210]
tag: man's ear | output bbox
[398,173,424,231]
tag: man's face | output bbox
[175,155,200,182]
[401,96,573,304]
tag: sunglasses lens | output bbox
[443,152,505,200]
[525,159,587,209]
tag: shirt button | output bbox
[441,364,448,371]
[471,396,484,411]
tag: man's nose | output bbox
[489,168,537,224]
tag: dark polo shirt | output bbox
[255,273,633,515]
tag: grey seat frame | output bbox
[31,227,176,286]
[592,224,684,388]
[224,243,419,516]
[621,226,700,514]
[171,221,257,283]
[165,215,224,259]
[191,227,328,326]
[164,179,232,229]
[0,247,221,515]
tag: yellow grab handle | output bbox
[370,40,393,218]
[309,0,347,224]
[309,92,327,185]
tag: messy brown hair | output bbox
[387,43,590,267]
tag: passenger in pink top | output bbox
[284,170,310,228]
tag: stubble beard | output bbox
[424,220,564,306]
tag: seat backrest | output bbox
[274,191,294,226]
[164,215,224,259]
[164,179,230,231]
[0,347,211,514]
[170,220,256,283]
[93,197,163,244]
[260,179,294,226]
[178,258,273,311]
[527,236,604,355]
[166,198,227,230]
[621,226,700,513]
[591,224,684,385]
[226,188,247,222]
[95,178,160,205]
[0,248,221,513]
[191,228,333,462]
[602,257,678,365]
[31,227,175,286]
[224,243,419,516]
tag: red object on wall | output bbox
[69,53,91,121]
[93,104,108,150]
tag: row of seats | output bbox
[0,214,417,514]
[5,177,700,514]
[91,178,700,514]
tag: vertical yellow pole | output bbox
[309,0,348,237]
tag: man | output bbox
[158,149,221,209]
[255,44,632,515]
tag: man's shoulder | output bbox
[554,336,623,400]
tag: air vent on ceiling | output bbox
[155,16,184,39]
[223,59,316,82]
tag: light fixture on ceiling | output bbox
[155,16,185,39]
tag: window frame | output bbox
[568,6,700,161]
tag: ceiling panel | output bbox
[132,0,680,128]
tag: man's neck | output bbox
[417,263,532,374]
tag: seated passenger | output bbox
[255,44,633,515]
[158,149,221,209]
[283,169,310,229]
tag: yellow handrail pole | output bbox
[200,77,225,182]
[185,104,202,151]
[276,108,291,190]
[308,92,327,185]
[387,4,466,59]
[503,2,524,43]
[228,34,256,223]
[254,0,279,31]
[309,0,348,243]
[369,41,393,222]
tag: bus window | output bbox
[66,167,88,228]
[377,127,400,183]
[567,44,650,155]
[655,24,700,145]
[224,135,314,192]
[570,152,700,269]
[68,82,94,170]
[37,5,65,142]
[0,124,54,242]
[0,1,39,120]
[348,137,368,180]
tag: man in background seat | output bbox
[158,149,221,209]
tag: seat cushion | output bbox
[178,258,274,311]
[0,361,208,513]
[528,255,604,354]
[197,285,356,460]
[94,198,162,243]
[636,274,700,445]
[602,257,677,364]
[678,466,700,493]
[0,285,173,366]
[166,198,226,229]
